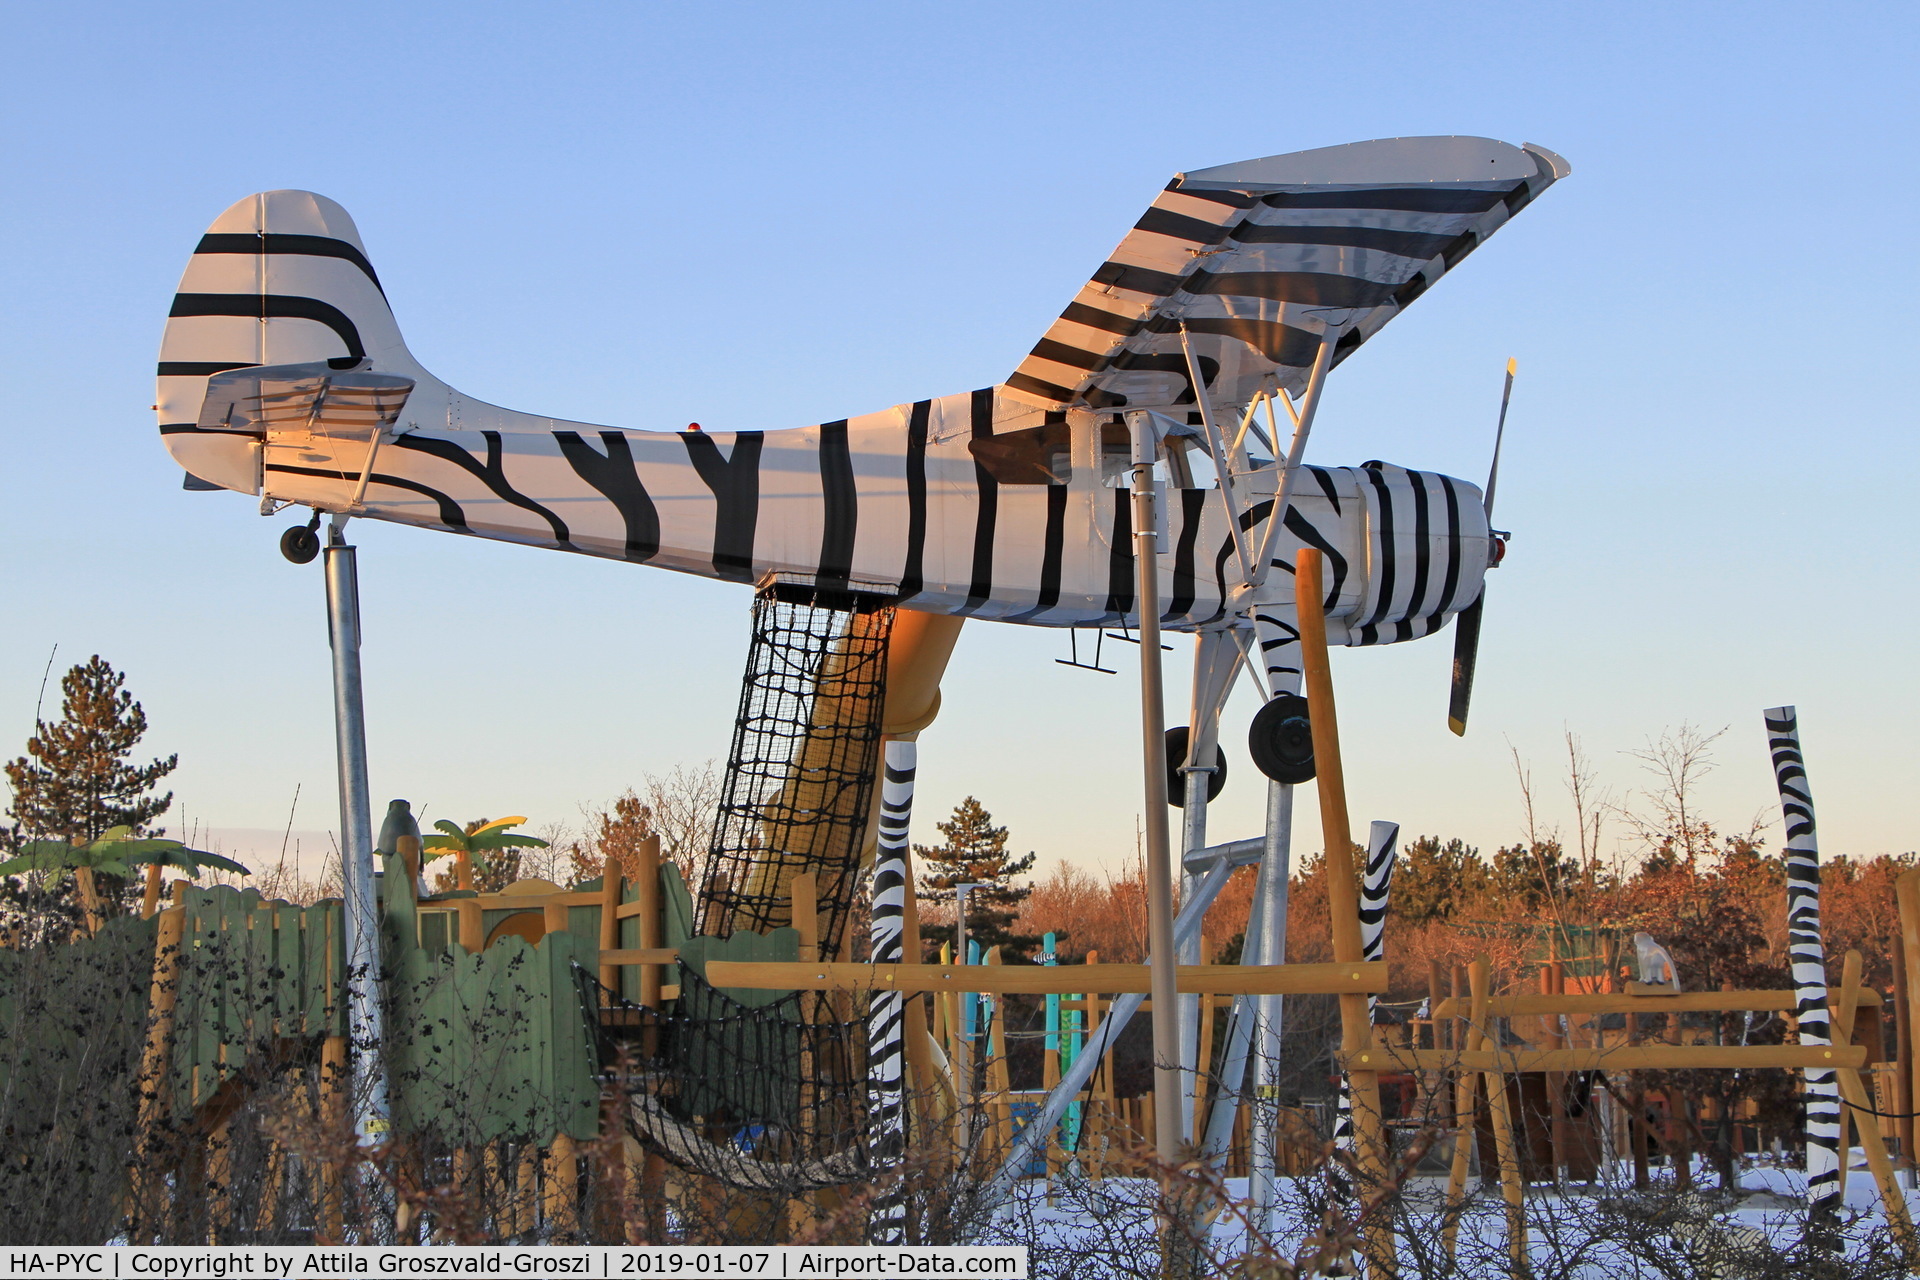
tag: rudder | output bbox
[156,190,426,493]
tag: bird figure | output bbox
[1633,931,1682,991]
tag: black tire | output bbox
[1164,726,1228,806]
[1248,694,1315,783]
[280,524,321,564]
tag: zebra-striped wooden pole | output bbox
[1764,706,1841,1220]
[1332,821,1399,1195]
[865,738,916,1245]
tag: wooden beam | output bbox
[1352,1044,1869,1072]
[422,889,608,911]
[1430,988,1881,1019]
[598,948,680,967]
[703,959,1389,996]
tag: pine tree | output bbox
[914,796,1039,960]
[5,656,177,844]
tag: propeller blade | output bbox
[1483,357,1516,519]
[1448,592,1485,736]
[1448,360,1515,736]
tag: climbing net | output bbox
[695,582,893,955]
[633,966,876,1192]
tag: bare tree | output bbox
[1625,723,1737,867]
[567,762,722,886]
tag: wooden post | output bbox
[792,871,818,961]
[985,947,1015,1167]
[131,901,187,1239]
[72,864,105,936]
[1898,871,1920,1174]
[1295,547,1396,1275]
[320,1034,349,1242]
[1891,925,1913,1170]
[514,1142,539,1236]
[397,829,423,895]
[206,1117,232,1241]
[1088,953,1111,1181]
[458,899,485,954]
[543,899,569,943]
[1427,960,1444,1049]
[142,862,166,919]
[1475,959,1527,1275]
[598,867,624,994]
[1837,950,1861,1202]
[1833,949,1920,1266]
[1547,961,1569,1187]
[1192,993,1218,1141]
[634,833,664,1021]
[1443,955,1490,1262]
[544,1134,579,1238]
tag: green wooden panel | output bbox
[275,905,304,1034]
[661,864,696,949]
[323,900,346,1033]
[666,928,803,1125]
[216,889,249,1089]
[188,891,222,1106]
[562,903,596,944]
[418,909,450,956]
[242,895,273,1047]
[619,900,640,1002]
[380,854,417,958]
[302,900,331,1034]
[549,931,600,1140]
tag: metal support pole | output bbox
[324,527,387,1141]
[1248,779,1294,1230]
[1128,411,1183,1168]
[1177,631,1237,1144]
[1248,332,1336,592]
[1178,764,1206,1147]
[980,855,1235,1217]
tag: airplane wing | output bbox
[1004,136,1568,411]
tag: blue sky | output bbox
[2,3,1915,879]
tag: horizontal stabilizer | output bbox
[197,362,415,437]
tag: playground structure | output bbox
[99,565,1920,1269]
[100,131,1920,1269]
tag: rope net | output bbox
[636,966,874,1192]
[696,584,893,955]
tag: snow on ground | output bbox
[970,1153,1918,1278]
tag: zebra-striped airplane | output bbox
[156,135,1565,708]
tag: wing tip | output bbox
[1447,716,1467,737]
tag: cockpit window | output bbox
[969,421,1071,485]
[1099,419,1217,489]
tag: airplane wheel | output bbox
[1164,726,1228,806]
[280,524,321,564]
[1248,694,1315,783]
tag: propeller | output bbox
[1448,358,1516,736]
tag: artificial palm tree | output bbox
[422,816,550,892]
[0,825,247,932]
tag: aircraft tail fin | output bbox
[156,190,430,493]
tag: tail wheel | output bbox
[280,522,321,564]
